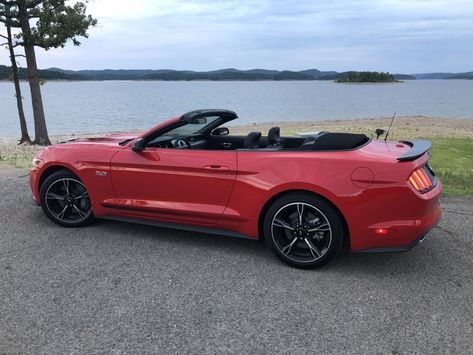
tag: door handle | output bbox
[222,142,232,148]
[203,165,230,172]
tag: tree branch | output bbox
[0,18,22,27]
[0,12,20,21]
[0,2,20,20]
[27,2,61,18]
[0,0,19,5]
[26,0,42,7]
[0,17,21,26]
[0,33,7,39]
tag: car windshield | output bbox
[166,116,220,136]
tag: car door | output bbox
[107,146,237,225]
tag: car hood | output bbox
[64,132,141,146]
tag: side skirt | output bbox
[101,216,257,241]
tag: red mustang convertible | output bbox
[30,109,442,268]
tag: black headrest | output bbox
[244,131,262,148]
[268,126,281,145]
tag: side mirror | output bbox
[131,138,145,152]
[212,127,229,136]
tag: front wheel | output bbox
[39,170,95,227]
[263,193,344,269]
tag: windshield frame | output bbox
[140,111,237,148]
[163,116,221,136]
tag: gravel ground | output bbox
[0,166,472,354]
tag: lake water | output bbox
[0,80,472,137]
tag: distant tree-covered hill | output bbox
[44,67,393,81]
[1,65,471,81]
[140,70,316,81]
[0,65,85,80]
[411,72,473,79]
[447,72,473,79]
[393,74,416,80]
[412,72,459,79]
[0,67,343,81]
[0,65,85,81]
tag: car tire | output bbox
[39,170,95,227]
[263,192,344,269]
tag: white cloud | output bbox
[1,0,472,72]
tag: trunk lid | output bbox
[360,139,412,159]
[361,139,432,162]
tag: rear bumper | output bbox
[348,179,442,251]
[354,221,439,253]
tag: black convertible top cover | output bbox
[306,132,370,150]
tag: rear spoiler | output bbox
[397,140,432,161]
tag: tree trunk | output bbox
[17,0,51,146]
[6,20,32,145]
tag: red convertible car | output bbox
[30,109,441,268]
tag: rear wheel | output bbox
[263,193,344,269]
[40,170,94,227]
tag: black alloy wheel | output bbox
[39,170,94,227]
[263,193,344,268]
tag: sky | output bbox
[1,0,473,73]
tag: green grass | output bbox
[429,138,473,195]
[0,144,43,168]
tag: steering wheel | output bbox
[173,138,192,149]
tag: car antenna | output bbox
[384,112,396,141]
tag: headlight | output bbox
[32,158,43,167]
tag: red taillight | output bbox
[409,166,434,193]
[370,227,394,235]
[374,228,389,235]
